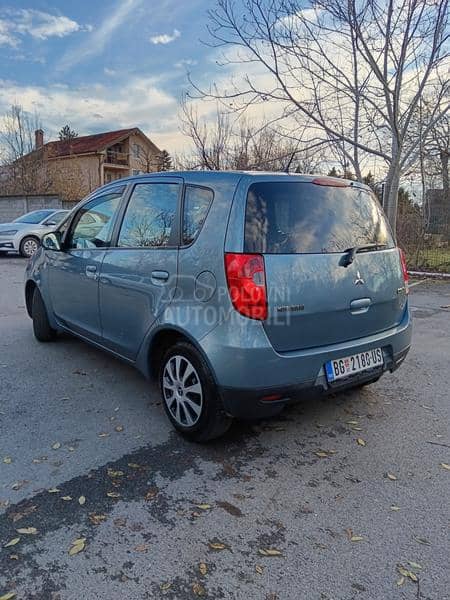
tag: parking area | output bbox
[1,256,449,600]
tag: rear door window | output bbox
[244,182,395,254]
[118,183,178,248]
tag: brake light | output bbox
[399,248,409,294]
[225,253,267,320]
[312,177,350,187]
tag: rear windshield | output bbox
[244,182,395,254]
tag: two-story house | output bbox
[16,128,162,202]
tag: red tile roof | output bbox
[45,128,139,158]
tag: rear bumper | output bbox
[219,345,410,419]
[200,305,412,419]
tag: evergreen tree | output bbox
[58,125,78,141]
[158,149,172,171]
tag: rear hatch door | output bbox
[244,180,406,353]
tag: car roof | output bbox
[98,170,371,194]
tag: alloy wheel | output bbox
[162,355,203,427]
[23,238,39,257]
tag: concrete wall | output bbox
[0,194,62,223]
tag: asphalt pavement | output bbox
[0,256,449,600]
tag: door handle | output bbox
[86,265,98,279]
[350,297,371,314]
[151,270,169,282]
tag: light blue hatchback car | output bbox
[25,171,412,440]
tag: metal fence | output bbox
[396,189,450,274]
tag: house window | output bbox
[133,143,142,159]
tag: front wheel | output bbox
[32,288,57,342]
[20,236,40,258]
[159,341,232,442]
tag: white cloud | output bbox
[150,29,180,45]
[0,9,82,47]
[15,9,80,40]
[103,67,116,76]
[174,58,197,68]
[58,0,142,71]
[0,75,189,152]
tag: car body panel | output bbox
[25,171,412,420]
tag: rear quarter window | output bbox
[244,181,395,254]
[182,186,213,245]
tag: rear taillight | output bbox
[224,253,268,320]
[399,248,409,293]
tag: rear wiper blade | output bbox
[342,243,387,266]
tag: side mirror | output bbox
[45,220,57,226]
[42,232,62,252]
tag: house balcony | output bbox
[104,150,129,167]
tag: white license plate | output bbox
[325,348,383,382]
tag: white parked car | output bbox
[0,209,69,257]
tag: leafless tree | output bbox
[0,104,51,194]
[180,98,328,171]
[192,0,449,230]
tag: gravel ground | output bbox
[0,256,449,600]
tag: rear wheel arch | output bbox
[148,327,217,385]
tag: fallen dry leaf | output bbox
[3,457,12,464]
[0,592,16,600]
[78,496,86,506]
[408,561,422,570]
[258,548,282,556]
[68,537,86,556]
[98,432,109,438]
[144,488,158,501]
[47,488,60,493]
[89,513,106,525]
[107,469,124,478]
[11,481,28,491]
[115,425,124,432]
[52,442,61,450]
[390,505,400,511]
[208,542,226,550]
[106,491,121,498]
[350,535,364,542]
[397,576,405,586]
[16,527,37,535]
[160,582,171,591]
[386,473,398,481]
[255,565,264,574]
[134,544,149,553]
[61,496,72,501]
[9,554,19,560]
[197,504,211,510]
[192,582,206,596]
[356,438,366,446]
[9,505,37,523]
[128,463,142,469]
[315,451,329,458]
[414,537,431,546]
[440,463,450,471]
[4,537,20,548]
[199,562,207,576]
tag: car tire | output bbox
[32,288,57,342]
[159,341,232,442]
[20,236,40,258]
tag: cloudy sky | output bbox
[0,0,225,153]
